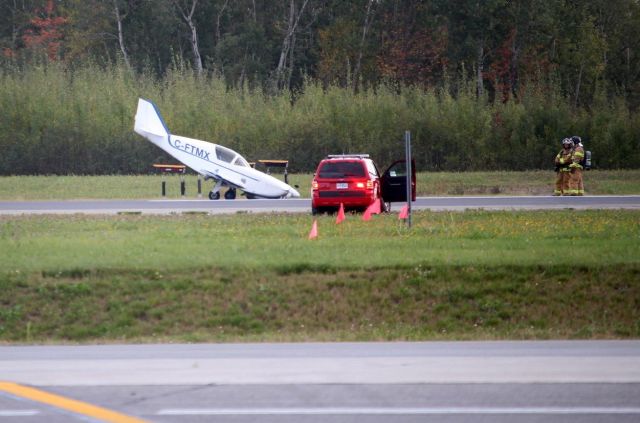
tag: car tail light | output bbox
[312,180,318,190]
[354,180,373,189]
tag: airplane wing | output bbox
[200,167,245,189]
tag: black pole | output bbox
[161,180,166,197]
[180,176,186,197]
[197,177,202,198]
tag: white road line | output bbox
[157,407,640,416]
[0,410,40,416]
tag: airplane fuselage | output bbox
[169,135,294,199]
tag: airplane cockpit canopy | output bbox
[216,145,250,167]
[215,145,236,163]
[233,156,250,167]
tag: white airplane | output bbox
[134,98,300,200]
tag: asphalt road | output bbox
[0,195,639,215]
[1,341,639,422]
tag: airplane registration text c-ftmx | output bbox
[134,98,300,200]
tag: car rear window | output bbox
[318,161,366,178]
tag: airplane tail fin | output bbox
[134,98,170,142]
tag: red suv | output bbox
[311,154,415,214]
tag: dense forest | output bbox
[1,0,639,174]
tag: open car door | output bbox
[381,159,416,203]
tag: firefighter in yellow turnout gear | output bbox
[568,135,585,196]
[554,138,573,195]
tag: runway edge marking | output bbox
[156,406,640,416]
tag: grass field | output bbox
[0,169,639,200]
[1,210,638,343]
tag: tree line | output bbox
[0,1,639,175]
[3,0,640,106]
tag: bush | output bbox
[0,62,638,175]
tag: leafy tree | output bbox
[0,0,47,58]
[377,1,448,88]
[172,0,203,75]
[14,0,68,60]
[587,0,640,108]
[317,16,359,87]
[61,0,123,65]
[554,1,607,108]
[437,0,507,97]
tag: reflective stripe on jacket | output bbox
[555,149,573,171]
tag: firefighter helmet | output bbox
[562,138,572,146]
[571,135,582,145]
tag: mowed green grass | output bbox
[0,169,638,200]
[1,210,639,343]
[1,210,638,271]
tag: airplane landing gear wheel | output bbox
[209,191,220,200]
[224,188,237,200]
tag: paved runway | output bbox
[0,195,639,215]
[1,341,639,422]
